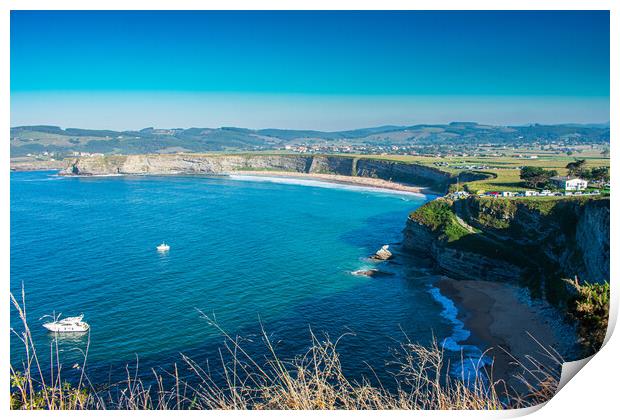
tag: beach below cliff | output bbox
[228,170,434,195]
[435,277,579,383]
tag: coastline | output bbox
[10,159,66,172]
[227,170,436,195]
[10,159,440,196]
[434,277,577,382]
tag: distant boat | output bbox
[157,242,170,252]
[42,314,90,333]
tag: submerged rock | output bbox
[371,245,393,261]
[351,268,394,278]
[351,269,379,277]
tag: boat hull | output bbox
[42,322,90,333]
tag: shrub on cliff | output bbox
[469,197,517,229]
[567,280,610,355]
[10,372,90,409]
[409,200,470,242]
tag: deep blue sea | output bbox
[10,171,468,387]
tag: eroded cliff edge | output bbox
[59,154,488,193]
[404,195,610,304]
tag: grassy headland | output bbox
[356,153,609,193]
[406,194,609,355]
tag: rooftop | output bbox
[550,176,586,182]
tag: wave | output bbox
[427,286,492,380]
[227,174,429,198]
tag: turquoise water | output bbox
[10,171,458,386]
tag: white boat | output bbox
[42,314,90,333]
[156,242,170,252]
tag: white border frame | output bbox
[2,2,616,419]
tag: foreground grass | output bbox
[10,291,562,410]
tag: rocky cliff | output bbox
[60,154,464,192]
[404,195,610,303]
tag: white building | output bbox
[550,176,588,191]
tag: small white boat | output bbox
[42,314,90,333]
[156,242,170,252]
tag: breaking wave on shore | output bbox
[428,286,493,379]
[228,174,429,198]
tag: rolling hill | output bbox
[10,122,610,157]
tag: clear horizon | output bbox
[11,11,610,130]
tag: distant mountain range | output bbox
[10,122,610,157]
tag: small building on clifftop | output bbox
[550,176,588,191]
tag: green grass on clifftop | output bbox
[410,199,471,242]
[410,198,535,265]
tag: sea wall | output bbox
[59,154,459,192]
[403,195,610,301]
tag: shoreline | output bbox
[227,170,436,195]
[434,277,577,383]
[10,160,66,172]
[9,159,440,196]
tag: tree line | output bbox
[520,159,609,189]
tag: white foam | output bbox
[227,174,430,198]
[64,173,127,178]
[17,177,62,182]
[428,286,493,380]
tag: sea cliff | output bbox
[404,195,610,304]
[59,153,487,193]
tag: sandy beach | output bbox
[228,170,435,195]
[10,162,437,195]
[435,277,577,384]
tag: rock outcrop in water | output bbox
[403,195,610,303]
[371,245,393,261]
[59,153,489,193]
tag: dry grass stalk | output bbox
[10,290,562,410]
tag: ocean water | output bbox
[10,171,467,387]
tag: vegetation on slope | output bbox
[409,199,471,242]
[566,280,610,354]
[409,199,521,264]
[411,195,609,312]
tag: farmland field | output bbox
[354,150,610,192]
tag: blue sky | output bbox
[11,11,610,130]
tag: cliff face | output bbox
[575,201,610,284]
[60,154,459,192]
[60,154,312,175]
[404,196,610,300]
[402,214,524,282]
[355,159,448,189]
